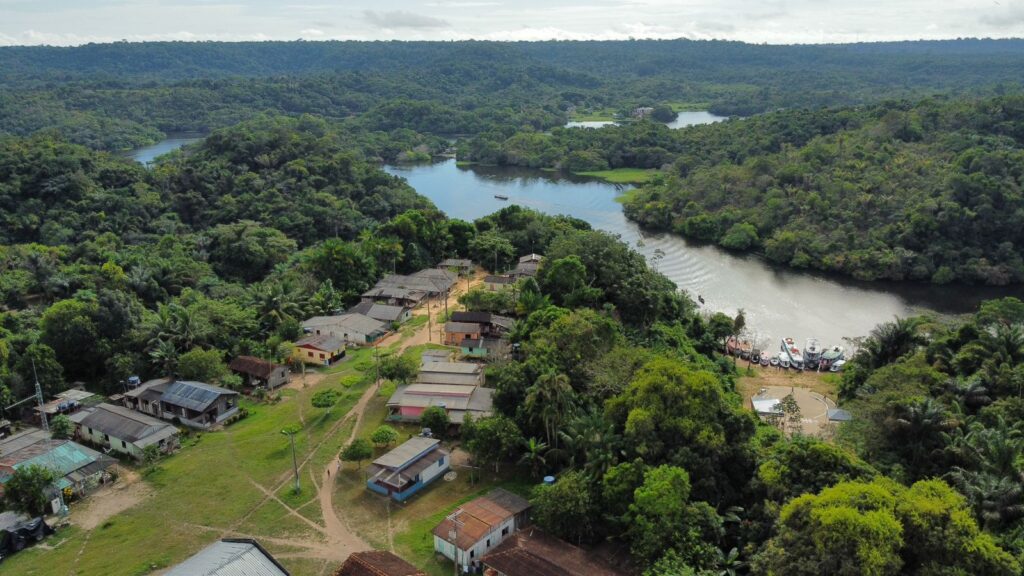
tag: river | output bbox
[565,110,727,129]
[126,136,1021,346]
[385,160,1022,347]
[125,134,203,165]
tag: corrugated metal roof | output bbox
[167,539,289,576]
[420,362,481,375]
[415,372,482,386]
[373,437,439,470]
[161,381,237,413]
[79,403,177,444]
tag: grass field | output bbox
[3,361,374,576]
[569,107,619,121]
[575,168,658,184]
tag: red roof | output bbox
[335,551,425,576]
[229,356,283,379]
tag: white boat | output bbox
[804,338,822,366]
[781,337,804,369]
[780,357,791,369]
[830,359,847,372]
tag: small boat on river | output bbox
[770,355,779,367]
[804,338,822,367]
[494,194,509,200]
[759,356,769,367]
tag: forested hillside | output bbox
[622,96,1024,284]
[3,39,1024,150]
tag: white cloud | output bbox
[362,10,451,29]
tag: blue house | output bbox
[366,437,450,502]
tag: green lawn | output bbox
[575,168,658,184]
[569,108,619,121]
[3,362,373,576]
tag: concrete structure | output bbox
[366,437,449,502]
[123,378,240,430]
[166,538,289,576]
[0,429,116,503]
[74,403,179,460]
[335,551,426,576]
[433,488,531,572]
[482,527,623,576]
[302,314,389,345]
[348,301,413,325]
[461,338,510,360]
[229,356,290,390]
[293,334,346,366]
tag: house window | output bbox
[486,538,491,547]
[438,456,445,467]
[103,433,109,441]
[319,353,325,359]
[470,551,475,558]
[121,440,126,448]
[308,351,314,358]
[502,527,509,536]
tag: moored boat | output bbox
[759,355,769,367]
[770,356,780,367]
[804,338,822,366]
[819,345,845,370]
[494,194,509,200]
[751,349,761,363]
[780,337,804,370]
[780,357,791,369]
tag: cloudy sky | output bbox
[0,0,1022,46]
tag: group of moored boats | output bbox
[726,336,847,372]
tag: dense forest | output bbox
[622,95,1024,284]
[3,39,1024,150]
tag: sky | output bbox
[0,0,1023,46]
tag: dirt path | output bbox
[73,470,152,531]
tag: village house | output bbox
[348,301,413,325]
[386,383,493,425]
[72,403,179,460]
[511,253,544,278]
[438,258,474,276]
[419,361,484,385]
[302,314,389,345]
[460,337,510,360]
[123,378,240,430]
[229,356,290,390]
[632,106,655,119]
[293,333,346,365]
[33,388,100,423]
[449,311,514,337]
[366,437,449,502]
[433,488,531,572]
[443,321,481,346]
[361,285,428,308]
[335,551,426,576]
[166,538,289,575]
[483,274,516,292]
[482,527,624,576]
[0,429,117,505]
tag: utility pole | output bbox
[281,427,300,494]
[33,360,68,517]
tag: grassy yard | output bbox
[3,361,374,576]
[575,168,658,184]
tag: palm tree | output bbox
[250,281,306,333]
[525,372,576,449]
[948,468,1024,530]
[714,547,746,576]
[557,412,623,476]
[148,338,179,374]
[518,438,548,478]
[863,316,924,369]
[891,398,953,478]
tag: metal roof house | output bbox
[293,333,347,366]
[302,314,389,345]
[74,403,179,460]
[166,538,289,576]
[229,356,290,390]
[123,379,239,430]
[366,437,450,502]
[387,384,494,425]
[482,527,623,576]
[348,301,413,324]
[0,431,116,504]
[335,551,426,576]
[433,488,531,572]
[438,258,474,276]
